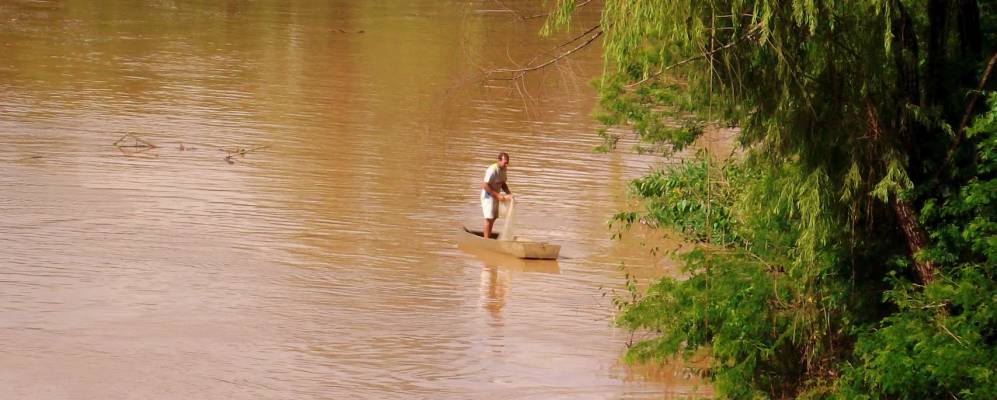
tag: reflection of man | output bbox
[480,265,508,324]
[481,152,512,240]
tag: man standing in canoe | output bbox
[481,152,512,240]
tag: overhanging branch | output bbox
[492,0,594,21]
[626,25,763,88]
[485,26,603,81]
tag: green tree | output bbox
[546,0,995,397]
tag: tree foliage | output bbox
[546,0,996,397]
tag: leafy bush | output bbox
[612,97,997,398]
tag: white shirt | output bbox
[481,163,507,199]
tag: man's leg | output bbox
[482,196,500,239]
[483,218,495,239]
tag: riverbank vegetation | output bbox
[546,0,995,398]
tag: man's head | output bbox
[497,152,510,168]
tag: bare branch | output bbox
[523,0,593,20]
[492,0,594,21]
[626,25,763,88]
[956,52,997,136]
[938,320,966,347]
[486,27,603,81]
[554,24,601,50]
[510,24,601,80]
[935,51,997,181]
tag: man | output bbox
[481,152,512,240]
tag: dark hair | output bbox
[497,152,509,161]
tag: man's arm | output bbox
[482,182,505,200]
[501,182,511,195]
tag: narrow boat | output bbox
[458,226,561,260]
[457,241,561,273]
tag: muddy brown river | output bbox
[0,1,712,398]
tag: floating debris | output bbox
[113,132,157,148]
[113,133,269,163]
[221,145,269,164]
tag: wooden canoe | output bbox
[457,241,561,273]
[459,227,561,260]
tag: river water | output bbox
[0,1,710,398]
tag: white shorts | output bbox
[481,196,499,219]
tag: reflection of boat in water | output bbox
[457,236,560,274]
[458,227,561,260]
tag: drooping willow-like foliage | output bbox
[547,0,995,397]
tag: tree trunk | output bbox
[888,3,936,286]
[956,0,981,58]
[892,198,936,284]
[926,0,949,102]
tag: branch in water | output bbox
[113,132,157,148]
[111,132,269,164]
[491,0,593,21]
